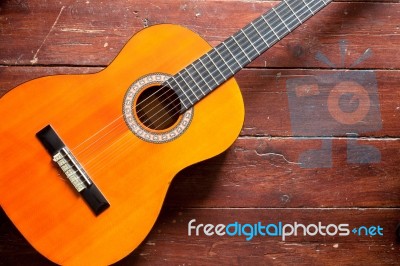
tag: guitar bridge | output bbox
[36,125,110,216]
[52,148,92,193]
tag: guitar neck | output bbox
[166,0,332,111]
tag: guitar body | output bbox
[0,24,244,265]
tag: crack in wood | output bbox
[59,28,105,34]
[254,151,301,165]
[30,6,65,64]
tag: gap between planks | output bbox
[239,136,400,140]
[2,65,400,71]
[181,207,400,210]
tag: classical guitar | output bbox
[0,0,331,264]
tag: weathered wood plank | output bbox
[239,69,400,137]
[1,67,399,137]
[1,207,399,265]
[1,0,399,265]
[0,1,399,69]
[125,208,400,265]
[165,137,400,208]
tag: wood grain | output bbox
[1,1,400,69]
[123,208,400,265]
[0,0,399,265]
[166,137,400,208]
[2,67,400,137]
[0,23,246,265]
[1,207,399,265]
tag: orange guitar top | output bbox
[0,0,330,264]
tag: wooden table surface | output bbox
[0,0,399,265]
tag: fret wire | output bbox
[285,0,319,24]
[259,0,326,61]
[281,2,302,27]
[243,24,269,53]
[265,5,290,37]
[279,1,300,22]
[172,76,193,104]
[174,73,195,101]
[184,68,205,96]
[171,0,331,110]
[214,46,235,74]
[218,43,241,71]
[241,29,261,56]
[253,16,279,47]
[165,80,189,109]
[178,72,199,100]
[242,40,264,59]
[236,0,322,64]
[251,22,270,48]
[235,31,254,62]
[192,61,213,91]
[301,0,315,15]
[198,57,220,85]
[226,39,253,68]
[277,5,301,30]
[252,38,266,57]
[181,70,197,91]
[258,5,290,44]
[186,65,207,93]
[231,35,252,61]
[224,1,292,68]
[207,52,231,84]
[225,37,249,66]
[297,3,313,19]
[216,52,234,78]
[262,0,304,38]
[275,2,303,27]
[216,42,243,72]
[234,31,259,60]
[253,0,330,63]
[202,53,226,83]
[222,42,243,67]
[262,14,281,40]
[206,53,227,81]
[283,0,304,18]
[272,7,291,31]
[300,0,331,19]
[284,0,302,23]
[286,0,311,20]
[309,0,326,13]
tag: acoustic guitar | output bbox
[0,0,331,264]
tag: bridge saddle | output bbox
[37,125,110,216]
[53,148,91,193]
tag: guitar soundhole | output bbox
[123,73,193,143]
[135,85,181,131]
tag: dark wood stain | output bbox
[0,0,399,265]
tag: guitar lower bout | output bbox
[0,23,245,265]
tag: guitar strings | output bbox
[74,0,316,158]
[72,0,320,158]
[125,0,324,133]
[68,0,328,176]
[74,0,307,159]
[72,0,321,160]
[80,0,326,176]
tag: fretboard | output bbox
[165,0,332,111]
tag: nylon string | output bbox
[61,0,329,177]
